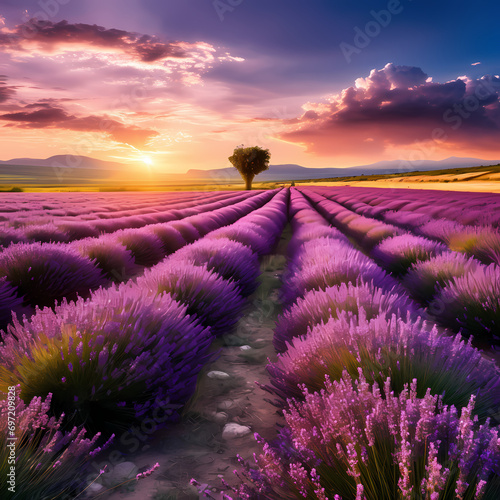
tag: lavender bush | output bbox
[72,236,142,282]
[230,373,500,499]
[273,282,420,353]
[0,277,25,332]
[436,264,500,343]
[112,228,166,267]
[137,262,246,335]
[143,223,187,254]
[0,390,109,498]
[169,237,261,297]
[0,242,108,308]
[208,224,270,256]
[287,226,347,259]
[24,223,70,243]
[288,237,355,274]
[169,221,201,243]
[346,217,402,248]
[372,234,448,276]
[403,252,481,303]
[55,221,100,240]
[0,285,213,433]
[446,227,500,266]
[266,313,500,420]
[283,246,393,306]
[0,228,27,248]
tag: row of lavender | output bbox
[317,186,500,229]
[0,190,276,331]
[0,189,289,499]
[311,186,500,267]
[300,188,500,346]
[222,188,500,499]
[0,191,259,245]
[0,190,213,216]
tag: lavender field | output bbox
[1,187,500,500]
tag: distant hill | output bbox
[0,155,498,185]
[0,155,125,171]
[185,157,500,181]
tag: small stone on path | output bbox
[207,370,231,380]
[222,423,251,439]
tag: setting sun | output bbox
[141,155,153,167]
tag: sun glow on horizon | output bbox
[141,155,154,167]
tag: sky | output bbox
[0,0,499,174]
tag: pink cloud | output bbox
[279,63,500,159]
[0,19,191,63]
[0,75,16,103]
[0,103,158,148]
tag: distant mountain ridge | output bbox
[0,155,125,171]
[0,155,499,183]
[185,157,500,181]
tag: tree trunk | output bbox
[244,174,254,190]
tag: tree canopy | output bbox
[228,145,271,190]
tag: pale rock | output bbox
[207,370,231,380]
[240,345,252,351]
[222,423,251,439]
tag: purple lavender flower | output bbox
[111,228,166,267]
[266,313,500,421]
[71,235,142,282]
[0,242,108,309]
[273,281,420,353]
[1,284,213,433]
[436,263,500,343]
[283,244,394,305]
[0,390,105,498]
[372,234,448,276]
[144,224,187,254]
[0,277,25,332]
[208,224,270,256]
[168,237,261,297]
[0,227,27,248]
[403,251,481,303]
[236,372,500,499]
[24,223,70,244]
[137,261,246,335]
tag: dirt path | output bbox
[84,249,289,500]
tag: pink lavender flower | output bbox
[265,313,500,422]
[0,390,105,498]
[236,371,500,499]
[436,263,500,343]
[273,281,419,353]
[167,237,260,297]
[0,284,213,433]
[136,462,160,480]
[137,261,246,335]
[372,234,447,276]
[0,242,107,309]
[403,251,481,303]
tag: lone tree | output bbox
[228,145,270,190]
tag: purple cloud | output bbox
[1,19,191,63]
[0,103,158,148]
[279,63,500,157]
